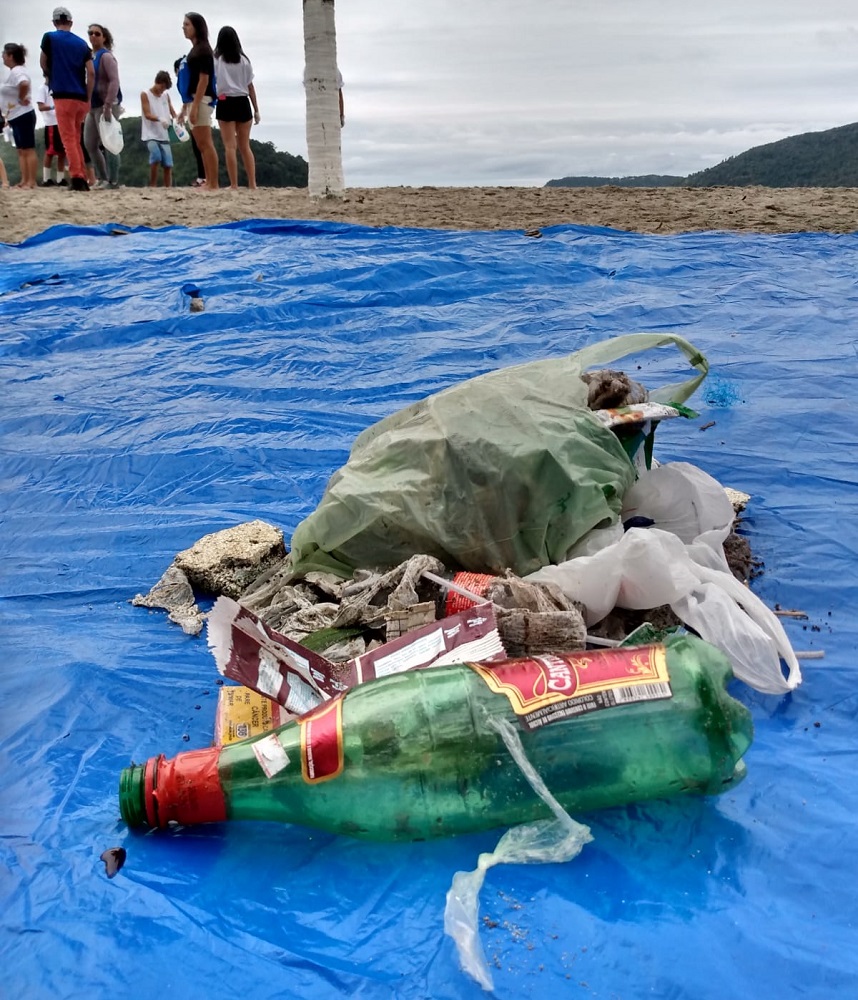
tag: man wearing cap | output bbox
[40,7,94,191]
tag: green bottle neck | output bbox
[119,747,227,829]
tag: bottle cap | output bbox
[118,762,148,827]
[118,748,227,829]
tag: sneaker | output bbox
[70,177,90,192]
[58,178,69,187]
[41,179,56,187]
[94,179,110,190]
[192,178,206,187]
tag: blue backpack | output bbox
[176,54,217,105]
[176,55,192,103]
[92,48,123,105]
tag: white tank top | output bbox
[140,89,171,142]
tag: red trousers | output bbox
[54,98,89,180]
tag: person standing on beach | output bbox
[174,55,206,186]
[36,75,68,185]
[83,23,122,189]
[213,26,259,190]
[1,43,38,189]
[141,71,178,188]
[40,6,93,192]
[178,12,218,190]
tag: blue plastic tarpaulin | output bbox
[2,219,857,999]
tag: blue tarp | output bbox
[2,219,856,999]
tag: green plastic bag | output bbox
[289,333,708,578]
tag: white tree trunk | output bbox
[303,0,344,198]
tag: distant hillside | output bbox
[546,122,858,188]
[546,174,685,188]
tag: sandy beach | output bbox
[3,183,858,244]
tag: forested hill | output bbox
[114,117,308,188]
[545,174,686,188]
[546,122,858,188]
[0,116,308,188]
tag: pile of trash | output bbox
[133,332,800,697]
[129,331,803,992]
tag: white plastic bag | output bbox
[444,717,592,991]
[563,461,732,560]
[528,462,801,695]
[98,114,124,155]
[621,461,736,544]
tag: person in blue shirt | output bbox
[39,6,93,191]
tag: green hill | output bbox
[546,174,686,188]
[1,116,307,188]
[546,122,858,188]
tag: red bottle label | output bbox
[300,697,345,784]
[468,645,672,731]
[149,747,228,827]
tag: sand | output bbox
[3,183,858,244]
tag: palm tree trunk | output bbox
[303,0,344,198]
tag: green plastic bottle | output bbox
[119,634,753,841]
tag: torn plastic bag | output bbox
[289,333,709,579]
[561,460,736,560]
[621,460,737,544]
[527,462,802,695]
[444,716,592,991]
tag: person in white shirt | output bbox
[213,26,259,190]
[140,70,178,187]
[1,42,37,189]
[36,76,67,185]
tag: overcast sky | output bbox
[3,1,857,186]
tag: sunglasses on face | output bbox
[88,30,102,37]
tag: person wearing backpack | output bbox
[83,23,122,189]
[177,12,218,191]
[174,54,205,186]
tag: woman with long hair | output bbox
[173,55,205,186]
[179,12,218,190]
[83,24,122,189]
[213,25,259,190]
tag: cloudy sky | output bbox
[3,1,857,186]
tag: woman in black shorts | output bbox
[213,26,260,189]
[1,43,37,189]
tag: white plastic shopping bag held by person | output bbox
[528,462,801,695]
[98,114,124,155]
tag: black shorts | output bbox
[215,95,252,123]
[10,110,37,150]
[45,124,65,156]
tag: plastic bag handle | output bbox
[565,332,709,405]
